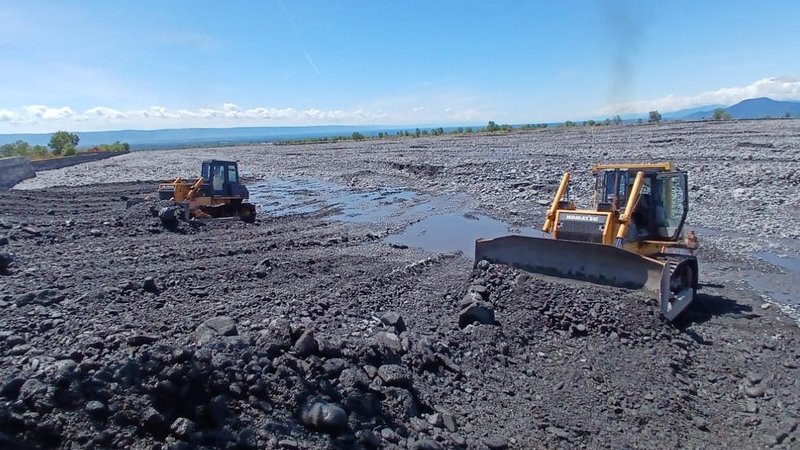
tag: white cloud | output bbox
[0,103,391,132]
[0,109,20,122]
[176,109,201,118]
[84,106,127,119]
[24,104,75,120]
[222,102,240,117]
[600,77,800,115]
[412,106,425,112]
[303,108,347,120]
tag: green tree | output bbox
[49,131,79,155]
[465,127,473,134]
[564,121,577,127]
[351,132,365,140]
[712,108,731,121]
[32,145,49,158]
[1,140,31,157]
[613,115,623,125]
[485,121,500,132]
[648,111,662,123]
[414,128,421,137]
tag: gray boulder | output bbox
[301,399,349,434]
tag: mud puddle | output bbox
[754,252,800,274]
[384,213,544,258]
[248,177,540,259]
[693,226,800,306]
[745,252,800,306]
[248,178,425,223]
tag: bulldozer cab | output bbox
[594,167,689,242]
[201,160,247,198]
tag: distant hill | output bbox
[661,104,726,120]
[683,97,800,120]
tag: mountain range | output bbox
[680,97,800,120]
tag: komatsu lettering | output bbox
[562,214,603,223]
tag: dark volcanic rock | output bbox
[458,302,496,328]
[19,378,48,406]
[301,399,349,434]
[378,364,413,389]
[127,334,159,346]
[484,435,509,449]
[292,329,318,357]
[374,331,404,355]
[141,407,167,435]
[159,206,182,226]
[0,252,11,273]
[195,316,238,346]
[170,417,196,439]
[380,311,407,332]
[85,400,109,417]
[413,439,444,450]
[1,376,24,399]
[142,276,159,293]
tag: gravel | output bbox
[14,120,800,243]
[2,120,800,448]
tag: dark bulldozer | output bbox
[475,162,699,321]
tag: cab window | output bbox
[227,165,238,184]
[655,173,688,239]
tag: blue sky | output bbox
[2,0,800,132]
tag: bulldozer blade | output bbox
[475,235,677,320]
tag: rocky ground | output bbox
[15,119,800,246]
[2,120,800,449]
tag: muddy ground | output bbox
[2,120,800,449]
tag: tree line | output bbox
[1,131,129,159]
[560,108,747,128]
[275,122,550,145]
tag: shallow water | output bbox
[248,177,539,258]
[248,178,420,222]
[754,252,800,274]
[384,213,544,258]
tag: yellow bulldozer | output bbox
[475,162,699,321]
[157,159,256,222]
